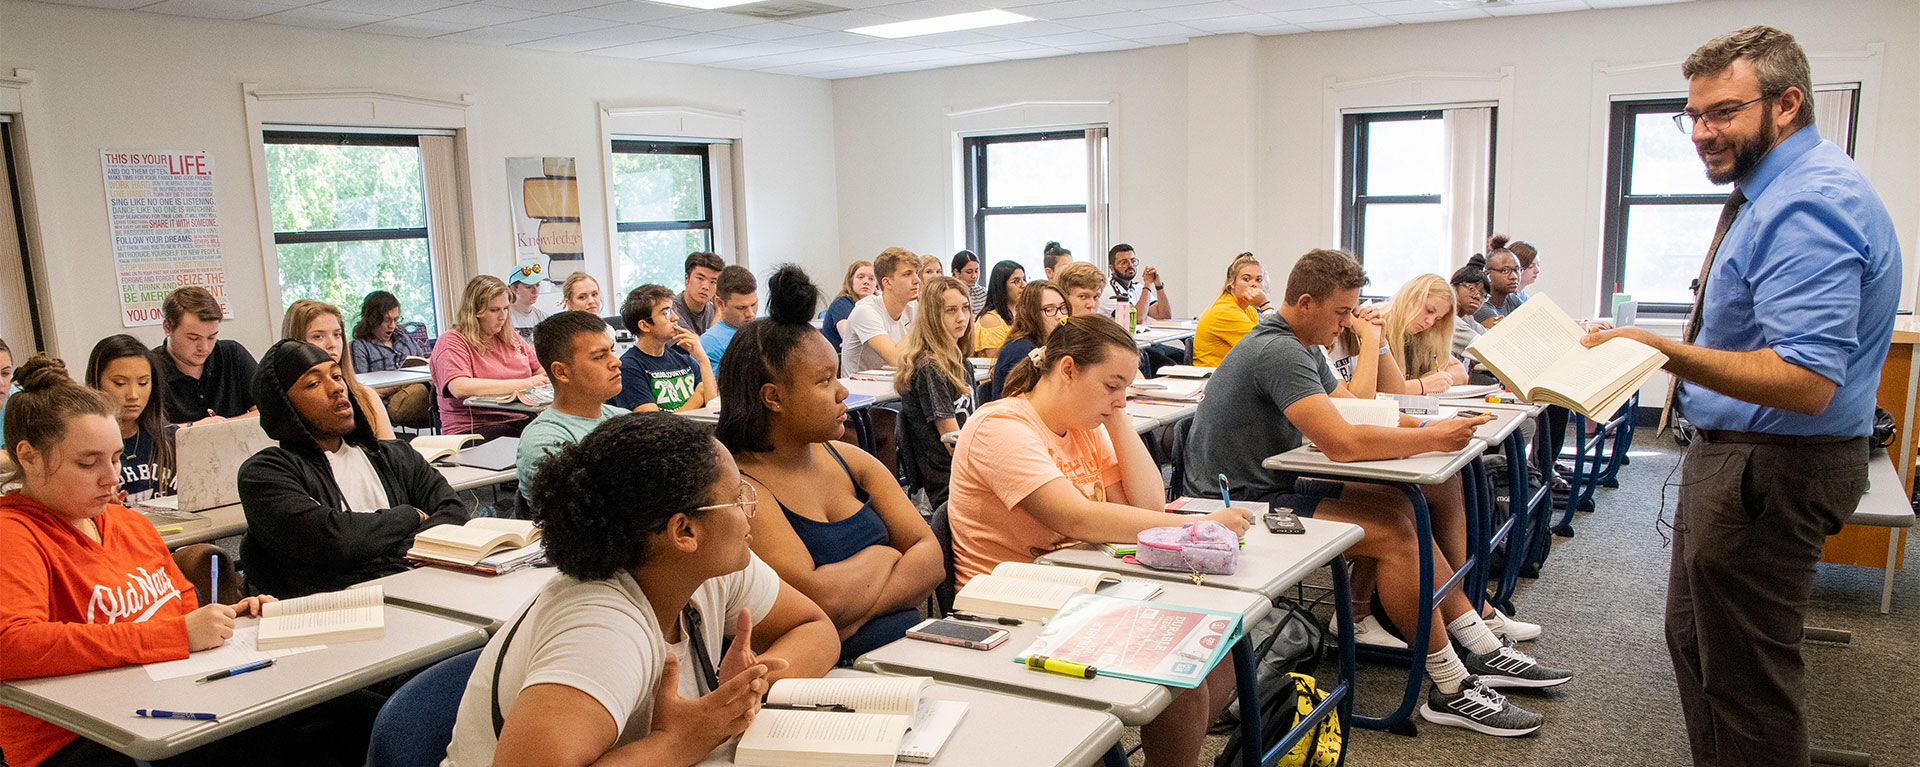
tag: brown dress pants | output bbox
[1667,436,1868,767]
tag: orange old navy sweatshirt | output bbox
[0,493,199,767]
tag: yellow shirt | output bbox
[1193,293,1259,366]
[974,312,1011,355]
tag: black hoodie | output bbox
[237,340,469,598]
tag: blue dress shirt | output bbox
[1681,125,1902,437]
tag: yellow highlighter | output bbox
[1025,655,1097,679]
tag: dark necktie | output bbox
[1662,187,1747,431]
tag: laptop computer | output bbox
[140,417,278,513]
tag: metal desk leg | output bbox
[1488,429,1530,614]
[1883,529,1899,615]
[1554,412,1596,537]
[1461,458,1491,614]
[1233,629,1264,767]
[850,409,875,453]
[1260,557,1356,766]
[1103,744,1129,767]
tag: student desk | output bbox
[461,395,544,414]
[1262,439,1488,734]
[856,584,1268,767]
[1124,400,1197,435]
[698,669,1124,767]
[356,368,431,390]
[354,565,559,632]
[1841,451,1914,614]
[157,464,518,549]
[0,605,487,762]
[1133,326,1195,350]
[1436,403,1536,614]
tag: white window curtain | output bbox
[1086,126,1109,261]
[708,142,740,265]
[1814,86,1857,155]
[1443,107,1494,267]
[418,134,466,331]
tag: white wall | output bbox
[0,0,840,358]
[833,0,1919,322]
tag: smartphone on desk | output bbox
[906,618,1009,650]
[1265,501,1307,535]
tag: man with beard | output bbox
[1584,26,1899,767]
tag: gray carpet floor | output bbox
[1303,434,1920,766]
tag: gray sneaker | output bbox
[1420,676,1544,737]
[1464,637,1573,689]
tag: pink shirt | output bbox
[948,396,1121,585]
[430,329,539,434]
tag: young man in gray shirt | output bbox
[1183,248,1572,738]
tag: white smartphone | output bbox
[905,618,1009,650]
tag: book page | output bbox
[260,604,382,639]
[1466,294,1587,394]
[1534,337,1666,410]
[955,576,1084,612]
[410,434,479,452]
[989,561,1109,589]
[262,585,383,617]
[737,710,909,754]
[766,676,931,715]
[466,518,536,538]
[414,524,519,551]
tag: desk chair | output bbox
[366,648,483,767]
[928,504,957,614]
[1167,419,1195,504]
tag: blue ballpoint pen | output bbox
[135,709,217,721]
[1217,473,1231,509]
[196,659,274,685]
[209,554,220,604]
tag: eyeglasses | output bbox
[1486,266,1519,275]
[1040,303,1069,318]
[695,482,758,518]
[1673,96,1768,133]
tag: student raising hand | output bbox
[648,654,769,763]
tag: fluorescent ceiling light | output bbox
[646,0,760,10]
[848,9,1034,38]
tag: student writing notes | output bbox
[949,315,1251,767]
[718,266,944,663]
[239,340,469,598]
[0,356,271,767]
[444,412,839,767]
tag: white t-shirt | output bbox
[442,555,782,767]
[324,443,392,513]
[1097,276,1158,317]
[1322,334,1387,384]
[840,293,917,374]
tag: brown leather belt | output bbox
[1699,429,1857,446]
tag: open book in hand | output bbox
[257,586,384,650]
[407,518,541,567]
[953,562,1162,622]
[735,676,966,766]
[1466,294,1667,421]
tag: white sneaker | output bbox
[1329,614,1409,649]
[1482,608,1542,642]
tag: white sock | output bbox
[1448,611,1502,655]
[1426,645,1469,694]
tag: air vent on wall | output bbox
[721,1,848,20]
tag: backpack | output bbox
[1483,453,1551,577]
[1210,600,1345,767]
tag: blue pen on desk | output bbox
[196,659,274,685]
[135,709,218,721]
[209,554,220,604]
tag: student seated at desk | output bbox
[1194,253,1269,367]
[349,290,426,375]
[715,266,943,663]
[446,412,839,767]
[432,276,548,440]
[952,249,985,315]
[840,247,921,373]
[1381,275,1469,396]
[971,259,1024,357]
[83,336,176,504]
[517,311,628,500]
[989,280,1067,402]
[820,260,874,357]
[152,286,256,425]
[0,356,272,767]
[1053,262,1104,317]
[700,265,758,371]
[1449,259,1492,362]
[615,285,715,413]
[1321,303,1393,399]
[559,272,616,341]
[283,299,395,440]
[950,316,1252,767]
[1183,248,1570,738]
[239,340,469,599]
[507,264,549,343]
[894,276,977,510]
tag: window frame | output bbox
[1598,98,1732,318]
[608,139,717,294]
[260,129,437,322]
[1340,109,1445,290]
[962,130,1089,263]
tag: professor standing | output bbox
[1585,26,1901,767]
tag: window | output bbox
[610,140,713,296]
[263,131,436,326]
[1600,99,1736,314]
[963,130,1100,279]
[1341,110,1449,296]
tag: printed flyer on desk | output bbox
[1015,593,1242,688]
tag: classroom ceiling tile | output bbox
[253,6,389,28]
[26,0,1693,79]
[134,0,297,20]
[411,2,547,25]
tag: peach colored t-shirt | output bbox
[948,396,1121,585]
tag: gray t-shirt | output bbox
[1182,314,1337,501]
[1451,314,1483,361]
[673,291,715,336]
